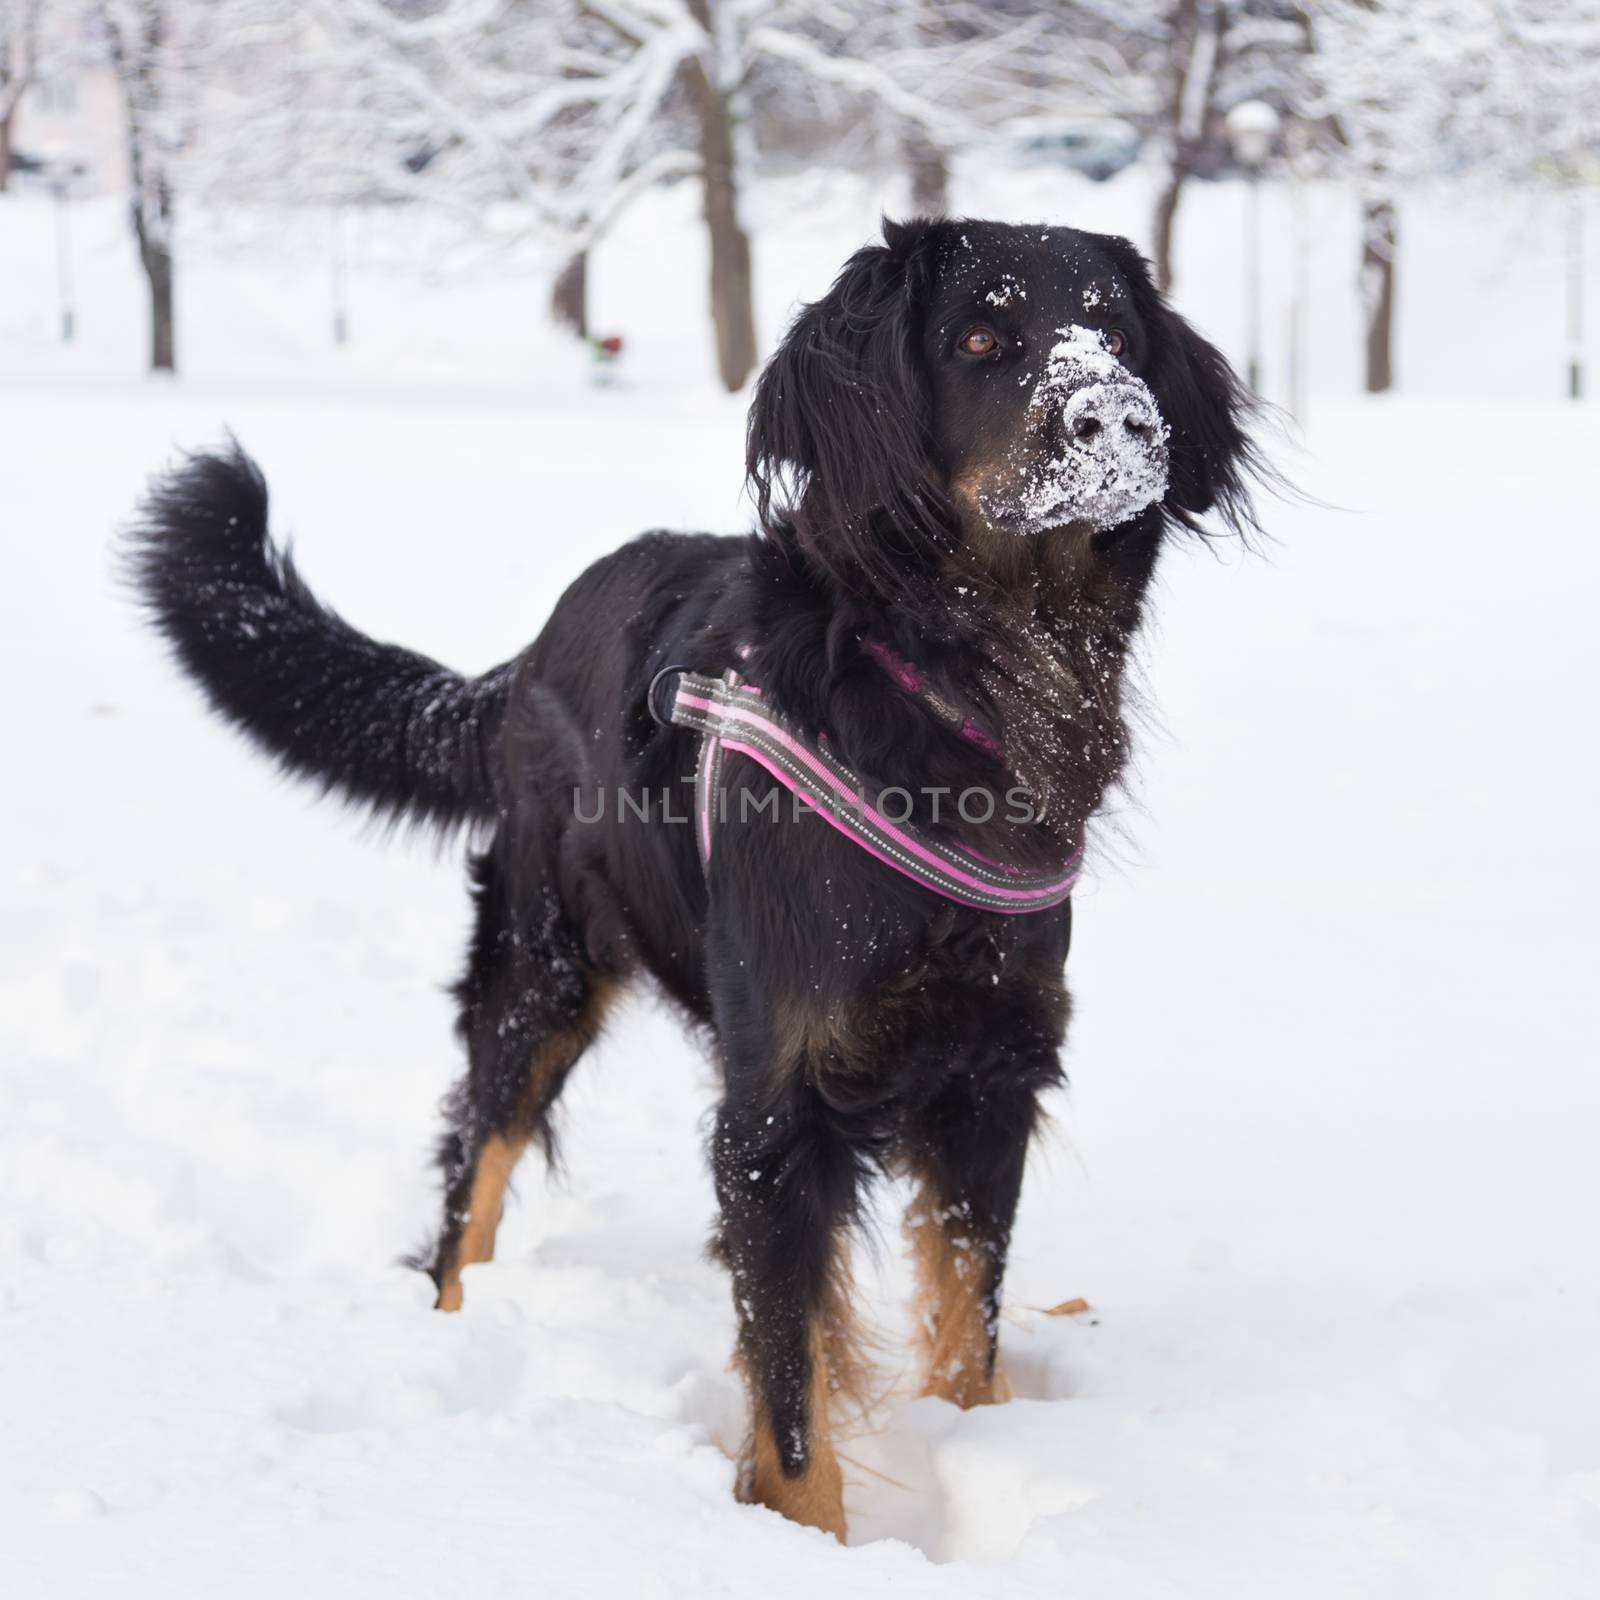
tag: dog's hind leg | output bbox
[426,848,618,1312]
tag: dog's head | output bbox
[747,218,1260,594]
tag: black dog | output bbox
[128,217,1260,1540]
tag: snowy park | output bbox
[3,4,1600,1598]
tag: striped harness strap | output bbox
[649,667,1081,916]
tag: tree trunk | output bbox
[1150,0,1222,294]
[551,250,588,339]
[1151,162,1188,294]
[0,105,14,193]
[1361,198,1396,394]
[146,242,174,372]
[905,127,948,216]
[682,0,756,393]
[134,196,175,373]
[140,233,175,372]
[105,4,176,373]
[699,156,755,393]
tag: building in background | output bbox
[6,9,124,195]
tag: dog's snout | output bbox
[1061,383,1160,453]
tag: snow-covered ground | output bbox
[2,170,1598,1597]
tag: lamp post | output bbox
[1225,100,1280,396]
[1568,192,1585,401]
[331,206,349,347]
[1284,120,1311,427]
[47,162,80,345]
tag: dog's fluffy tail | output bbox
[125,444,511,833]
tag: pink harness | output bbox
[651,648,1080,916]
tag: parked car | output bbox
[1011,118,1142,183]
[6,145,50,180]
[5,145,88,193]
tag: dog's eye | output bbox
[958,327,999,357]
[1105,329,1127,357]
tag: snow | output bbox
[3,167,1599,1597]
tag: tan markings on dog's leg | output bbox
[526,974,620,1118]
[743,1321,848,1542]
[435,1131,525,1312]
[738,1248,871,1540]
[826,1243,876,1426]
[907,1182,1005,1408]
[435,975,621,1312]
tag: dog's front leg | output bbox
[710,1064,868,1542]
[905,1022,1066,1409]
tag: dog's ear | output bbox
[746,217,950,590]
[1101,236,1263,537]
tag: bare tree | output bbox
[291,0,708,368]
[681,0,754,391]
[1488,1,1600,398]
[287,0,1038,391]
[88,0,1335,390]
[1136,2,1311,292]
[1149,1,1224,292]
[97,0,192,372]
[550,250,587,338]
[1287,0,1600,397]
[1306,0,1496,393]
[1360,197,1396,392]
[924,1,1306,294]
[903,124,947,214]
[768,0,1081,220]
[0,0,46,191]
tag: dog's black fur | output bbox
[127,217,1261,1537]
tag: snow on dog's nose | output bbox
[1061,381,1162,448]
[1001,327,1170,533]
